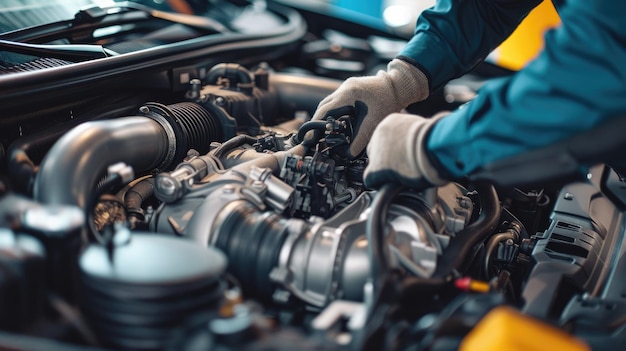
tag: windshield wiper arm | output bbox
[0,40,118,62]
[75,2,232,33]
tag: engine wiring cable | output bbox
[87,173,123,244]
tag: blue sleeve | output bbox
[399,0,541,91]
[426,1,626,178]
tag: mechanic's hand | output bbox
[364,113,448,189]
[312,59,429,158]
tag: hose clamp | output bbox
[139,103,178,171]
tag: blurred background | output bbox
[0,0,560,71]
[327,0,560,71]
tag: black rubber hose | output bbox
[484,221,521,278]
[296,120,327,142]
[7,121,81,194]
[34,117,170,208]
[124,178,155,220]
[366,183,402,295]
[433,181,501,278]
[213,135,258,159]
[7,149,37,194]
[295,120,327,146]
[364,182,495,302]
[205,63,252,86]
[395,182,501,300]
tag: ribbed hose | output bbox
[213,201,292,300]
[167,102,222,154]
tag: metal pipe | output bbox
[34,117,170,208]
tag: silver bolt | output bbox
[215,96,226,106]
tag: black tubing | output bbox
[395,182,501,300]
[125,178,155,219]
[295,120,327,145]
[213,135,258,159]
[484,221,521,278]
[433,181,501,278]
[34,117,169,208]
[205,63,252,86]
[7,121,82,194]
[366,183,402,295]
[7,149,37,194]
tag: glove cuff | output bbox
[387,59,430,106]
[415,114,448,186]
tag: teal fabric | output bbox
[399,0,626,178]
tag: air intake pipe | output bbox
[34,102,224,208]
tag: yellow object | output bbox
[454,277,491,293]
[467,279,490,293]
[491,0,561,70]
[460,307,590,351]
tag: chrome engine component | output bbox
[151,135,473,307]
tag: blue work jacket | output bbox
[398,0,626,179]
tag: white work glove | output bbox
[364,113,448,189]
[312,59,429,158]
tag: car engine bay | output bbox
[0,1,625,350]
